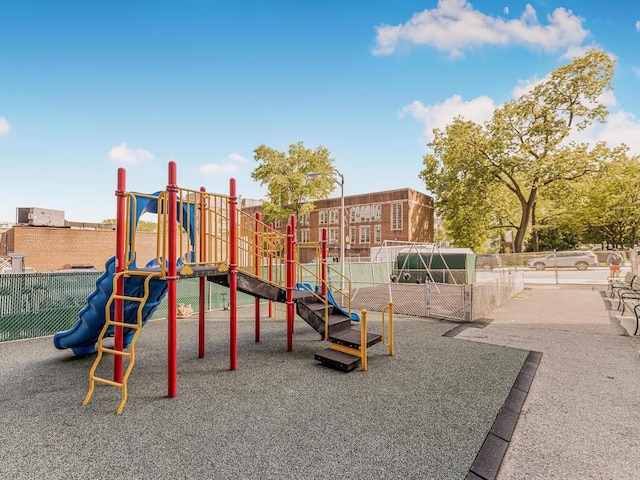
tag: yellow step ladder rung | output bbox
[92,376,124,388]
[107,321,142,329]
[100,347,132,357]
[112,294,144,302]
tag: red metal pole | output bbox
[321,227,327,296]
[167,161,178,397]
[199,186,207,358]
[229,178,238,370]
[113,168,126,383]
[286,224,293,351]
[254,212,261,342]
[290,214,296,283]
[268,221,273,318]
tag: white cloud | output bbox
[108,142,154,165]
[199,153,247,175]
[373,0,589,57]
[632,66,640,79]
[400,94,496,141]
[226,152,248,163]
[504,7,509,15]
[635,20,640,32]
[0,116,10,134]
[572,110,640,156]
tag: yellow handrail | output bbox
[361,309,367,371]
[324,262,352,316]
[296,263,331,339]
[381,301,394,356]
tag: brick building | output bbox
[242,188,434,262]
[0,226,159,272]
[1,187,434,271]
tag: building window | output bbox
[349,226,356,244]
[359,226,370,244]
[352,206,361,223]
[329,209,339,224]
[300,229,310,242]
[319,210,328,225]
[391,203,403,231]
[299,213,310,226]
[275,219,282,228]
[329,228,339,244]
[365,205,374,222]
[373,204,381,221]
[374,225,382,244]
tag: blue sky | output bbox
[1,0,639,223]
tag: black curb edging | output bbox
[465,350,542,480]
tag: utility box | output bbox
[16,208,66,227]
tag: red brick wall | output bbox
[4,227,160,272]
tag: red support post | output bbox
[254,212,261,342]
[229,178,238,370]
[290,214,296,282]
[113,168,126,383]
[321,227,328,296]
[167,161,178,398]
[198,186,207,358]
[268,221,274,318]
[286,224,294,351]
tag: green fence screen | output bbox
[0,272,255,343]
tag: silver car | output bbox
[526,251,598,271]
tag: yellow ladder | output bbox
[83,271,162,414]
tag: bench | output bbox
[619,275,640,308]
[621,296,640,335]
[609,271,636,299]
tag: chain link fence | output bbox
[339,263,523,321]
[0,273,256,343]
[2,257,526,343]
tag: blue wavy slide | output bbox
[53,256,168,356]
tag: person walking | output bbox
[607,249,623,279]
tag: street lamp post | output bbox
[306,169,346,288]
[336,170,345,287]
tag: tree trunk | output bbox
[513,191,537,253]
[531,201,538,252]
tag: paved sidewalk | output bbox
[457,284,640,480]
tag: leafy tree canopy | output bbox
[574,147,640,247]
[251,141,337,222]
[420,49,616,252]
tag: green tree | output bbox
[251,141,336,222]
[576,148,640,247]
[420,50,615,252]
[526,222,581,251]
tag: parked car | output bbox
[526,251,598,271]
[475,254,502,271]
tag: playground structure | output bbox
[54,161,393,414]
